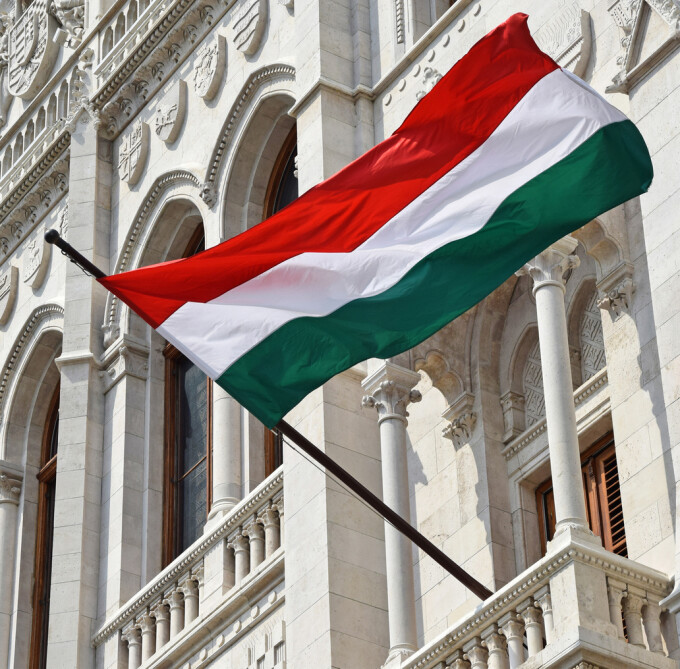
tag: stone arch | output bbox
[0,304,64,463]
[413,349,464,406]
[201,63,295,233]
[102,169,205,345]
[572,214,627,282]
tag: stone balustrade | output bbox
[93,469,283,667]
[401,536,678,669]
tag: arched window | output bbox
[30,385,59,669]
[163,227,212,563]
[262,128,298,475]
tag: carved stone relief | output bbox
[118,120,149,186]
[597,262,635,320]
[533,2,592,77]
[155,79,187,144]
[58,202,68,238]
[501,390,526,443]
[442,392,477,448]
[8,0,60,99]
[0,264,18,324]
[416,66,442,100]
[0,14,14,129]
[22,233,51,289]
[579,292,607,382]
[233,0,267,56]
[193,34,226,101]
[50,0,85,47]
[523,340,545,427]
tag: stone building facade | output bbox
[0,0,679,667]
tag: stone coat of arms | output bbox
[193,35,226,101]
[0,265,18,325]
[22,235,51,290]
[119,121,149,186]
[232,0,268,55]
[155,80,186,144]
[8,0,59,99]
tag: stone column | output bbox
[208,386,241,521]
[362,361,421,663]
[0,470,21,666]
[518,238,595,544]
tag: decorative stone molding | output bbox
[0,303,63,428]
[155,79,187,144]
[415,66,442,100]
[22,233,52,290]
[361,362,422,422]
[193,34,226,101]
[58,202,68,238]
[279,0,293,7]
[442,392,476,448]
[597,262,635,320]
[204,63,295,192]
[233,0,267,55]
[0,472,21,504]
[118,120,149,186]
[0,265,18,325]
[500,390,525,443]
[607,0,680,93]
[7,0,60,99]
[0,16,13,130]
[50,0,85,47]
[533,4,592,77]
[516,236,580,293]
[395,0,405,43]
[100,338,150,393]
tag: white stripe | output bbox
[159,69,626,377]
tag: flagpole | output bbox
[45,229,494,603]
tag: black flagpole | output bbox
[45,229,493,602]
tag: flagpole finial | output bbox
[44,229,108,279]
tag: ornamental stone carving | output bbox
[118,121,149,186]
[232,0,267,56]
[533,3,592,77]
[442,392,477,448]
[8,0,59,99]
[193,34,225,101]
[155,79,186,144]
[597,263,635,320]
[0,265,18,325]
[500,390,525,442]
[517,237,580,293]
[416,66,441,100]
[0,14,13,128]
[0,472,21,503]
[50,0,85,47]
[22,234,51,289]
[361,362,422,422]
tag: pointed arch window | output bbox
[163,227,213,564]
[30,384,59,669]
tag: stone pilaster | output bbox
[518,238,597,547]
[49,107,110,667]
[362,361,421,664]
[0,467,21,666]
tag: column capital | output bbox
[361,361,422,423]
[517,236,580,294]
[0,472,22,504]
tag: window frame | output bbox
[263,126,297,220]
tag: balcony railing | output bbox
[93,468,283,668]
[402,534,678,669]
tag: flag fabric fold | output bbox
[100,13,653,427]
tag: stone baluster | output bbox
[229,532,251,585]
[642,599,665,654]
[139,613,156,662]
[481,625,509,669]
[535,587,554,645]
[181,577,199,625]
[362,361,421,663]
[260,506,281,556]
[518,600,544,658]
[518,238,595,544]
[246,521,266,570]
[166,589,185,638]
[499,613,525,668]
[623,592,646,647]
[152,601,170,651]
[123,625,142,669]
[463,637,488,669]
[274,497,284,545]
[606,579,626,639]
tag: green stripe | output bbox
[218,120,652,427]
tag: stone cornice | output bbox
[92,467,283,646]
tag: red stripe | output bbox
[101,13,558,328]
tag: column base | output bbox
[547,521,600,554]
[383,644,417,668]
[205,499,240,529]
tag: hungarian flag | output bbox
[101,14,652,427]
